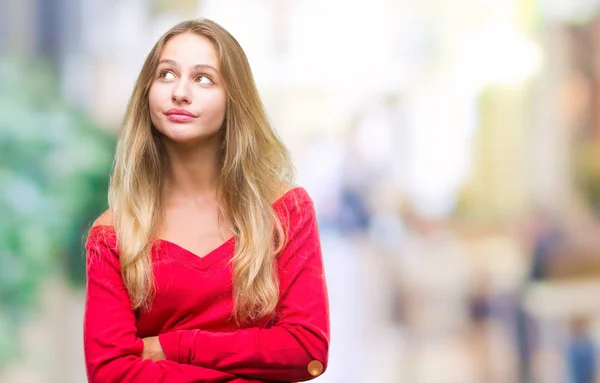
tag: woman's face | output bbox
[149,32,227,145]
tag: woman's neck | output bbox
[163,137,221,203]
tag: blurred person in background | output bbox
[567,316,596,383]
[516,209,566,383]
[83,19,329,383]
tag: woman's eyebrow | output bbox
[158,59,219,74]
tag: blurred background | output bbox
[2,0,600,382]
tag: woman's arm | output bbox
[84,228,258,383]
[158,192,330,382]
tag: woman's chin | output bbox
[161,128,221,146]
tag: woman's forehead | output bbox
[159,33,220,70]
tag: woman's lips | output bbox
[164,108,197,123]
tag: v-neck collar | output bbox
[157,236,235,271]
[153,186,301,270]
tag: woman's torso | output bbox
[135,236,270,337]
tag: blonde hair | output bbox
[108,19,293,322]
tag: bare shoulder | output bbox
[86,209,116,250]
[92,209,114,227]
[272,183,313,214]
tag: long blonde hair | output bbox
[108,19,293,322]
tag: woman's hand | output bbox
[142,336,166,362]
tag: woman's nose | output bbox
[171,80,191,104]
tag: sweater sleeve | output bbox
[158,190,330,382]
[83,228,259,383]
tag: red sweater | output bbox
[83,187,329,383]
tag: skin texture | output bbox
[149,32,226,146]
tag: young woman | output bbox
[83,19,329,383]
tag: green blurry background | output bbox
[0,57,114,367]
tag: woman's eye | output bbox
[196,75,214,85]
[158,70,175,80]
